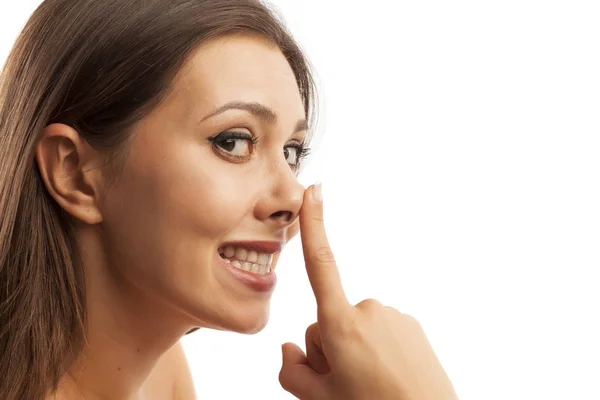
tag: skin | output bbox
[37,32,458,400]
[279,186,459,400]
[37,34,306,399]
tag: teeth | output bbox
[247,251,258,263]
[235,247,248,261]
[257,253,269,265]
[222,257,272,275]
[219,246,273,267]
[224,246,235,258]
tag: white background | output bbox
[2,1,599,399]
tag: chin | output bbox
[185,301,272,335]
[226,305,271,335]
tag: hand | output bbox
[278,183,458,400]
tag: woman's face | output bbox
[99,34,307,334]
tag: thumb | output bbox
[279,342,327,400]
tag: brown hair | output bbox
[0,0,316,398]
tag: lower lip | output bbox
[217,253,277,293]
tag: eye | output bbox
[284,142,311,169]
[208,131,257,161]
[284,146,298,164]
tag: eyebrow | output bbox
[201,101,308,134]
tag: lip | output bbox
[217,241,282,293]
[218,240,283,255]
[217,253,277,292]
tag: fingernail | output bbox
[313,181,322,202]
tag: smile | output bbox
[218,242,281,276]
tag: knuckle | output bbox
[322,306,356,337]
[384,305,402,316]
[314,246,336,264]
[337,308,359,336]
[311,214,325,223]
[356,298,383,312]
[402,312,421,327]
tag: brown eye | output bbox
[209,131,256,159]
[217,137,250,156]
[284,142,311,169]
[284,146,298,165]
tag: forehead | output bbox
[174,34,305,117]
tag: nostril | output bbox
[270,210,292,222]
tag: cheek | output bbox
[100,144,259,271]
[103,170,241,250]
[165,166,255,238]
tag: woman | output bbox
[0,0,458,399]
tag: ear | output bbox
[35,123,105,225]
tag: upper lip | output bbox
[219,241,283,255]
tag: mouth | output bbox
[218,241,282,276]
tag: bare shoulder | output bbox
[145,340,196,400]
[167,340,196,399]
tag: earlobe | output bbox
[35,123,104,225]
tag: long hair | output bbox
[0,1,316,398]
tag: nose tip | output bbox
[254,165,305,230]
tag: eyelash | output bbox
[207,130,311,169]
[207,131,258,161]
[286,142,312,167]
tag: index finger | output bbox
[299,183,350,313]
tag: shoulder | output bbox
[166,341,197,399]
[147,340,196,400]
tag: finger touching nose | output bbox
[254,169,305,230]
[299,183,350,314]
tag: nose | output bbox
[254,166,305,230]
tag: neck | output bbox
[51,227,194,400]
